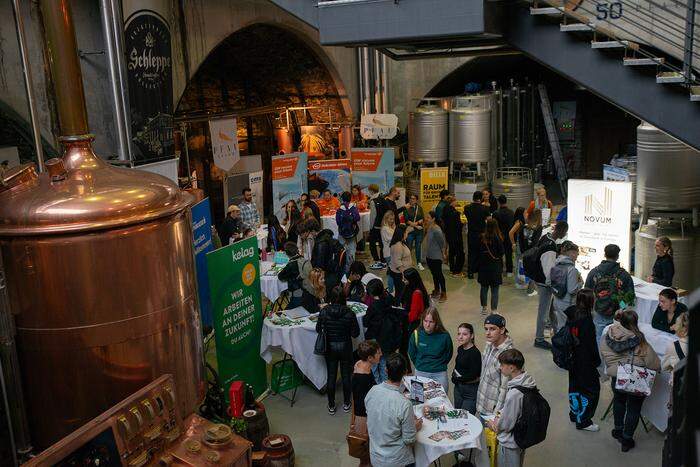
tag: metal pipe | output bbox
[683,0,696,81]
[360,47,373,115]
[109,0,133,160]
[372,49,383,114]
[12,0,45,173]
[356,48,365,117]
[380,51,388,114]
[100,0,131,162]
[40,0,90,137]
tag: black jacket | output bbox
[493,207,515,246]
[372,196,398,228]
[564,306,601,391]
[443,205,464,245]
[362,294,403,353]
[317,304,360,346]
[464,203,490,237]
[219,216,246,245]
[311,229,336,271]
[651,302,688,334]
[651,254,674,287]
[477,236,504,286]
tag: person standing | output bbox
[365,353,422,467]
[444,196,466,277]
[298,218,320,261]
[464,191,491,279]
[493,195,515,276]
[363,279,403,383]
[282,200,302,244]
[476,314,514,416]
[584,244,636,343]
[400,268,430,372]
[525,187,553,223]
[647,236,674,287]
[651,288,688,333]
[434,189,451,223]
[351,184,369,212]
[478,218,505,315]
[300,192,321,223]
[278,242,315,310]
[239,187,261,230]
[422,210,448,302]
[388,225,413,299]
[482,188,499,216]
[550,241,583,331]
[318,286,361,414]
[564,289,601,432]
[351,340,381,467]
[519,208,543,296]
[370,187,401,269]
[404,194,425,271]
[336,191,361,272]
[508,207,528,289]
[600,309,661,452]
[380,210,396,269]
[266,214,287,252]
[311,226,341,293]
[367,184,384,268]
[452,323,482,414]
[408,308,454,393]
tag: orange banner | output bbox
[351,150,383,172]
[272,156,299,181]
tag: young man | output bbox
[317,189,341,216]
[533,221,569,350]
[404,193,425,270]
[464,191,490,279]
[434,189,451,223]
[584,243,636,342]
[476,314,514,416]
[239,187,261,230]
[365,353,422,467]
[335,191,360,272]
[311,226,341,293]
[487,349,536,467]
[550,241,583,331]
[493,195,515,276]
[369,186,401,269]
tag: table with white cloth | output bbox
[320,211,371,239]
[260,261,288,302]
[256,225,268,251]
[632,276,688,324]
[602,322,677,431]
[259,302,367,390]
[400,376,483,467]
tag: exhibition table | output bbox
[320,211,371,239]
[259,302,367,390]
[632,276,688,324]
[260,261,287,302]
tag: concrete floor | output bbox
[262,259,664,466]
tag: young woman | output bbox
[400,268,430,371]
[300,192,321,222]
[282,200,302,244]
[600,309,661,451]
[362,279,402,383]
[652,288,689,334]
[478,218,505,315]
[380,210,396,292]
[422,210,447,302]
[564,289,601,431]
[344,261,368,303]
[388,224,412,299]
[509,207,527,289]
[443,196,465,277]
[351,340,381,467]
[266,214,287,252]
[648,236,674,287]
[308,268,327,310]
[351,184,369,212]
[317,286,360,414]
[408,308,454,394]
[662,312,689,372]
[452,323,481,414]
[518,208,543,296]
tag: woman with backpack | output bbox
[400,268,430,371]
[278,242,316,311]
[388,224,413,299]
[562,289,601,432]
[600,309,661,452]
[510,208,542,296]
[477,218,505,316]
[408,308,454,394]
[647,236,674,287]
[422,210,447,302]
[317,286,360,415]
[336,191,361,274]
[362,279,402,383]
[551,241,583,331]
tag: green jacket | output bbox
[408,328,454,373]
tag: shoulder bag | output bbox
[346,400,369,459]
[615,349,656,396]
[313,313,327,356]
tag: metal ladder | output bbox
[537,83,568,198]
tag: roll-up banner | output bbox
[419,167,449,216]
[272,152,308,219]
[307,159,352,196]
[567,179,633,281]
[350,148,395,194]
[191,198,215,326]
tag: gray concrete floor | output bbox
[262,259,664,466]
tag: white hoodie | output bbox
[496,371,537,448]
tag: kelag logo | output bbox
[584,187,613,224]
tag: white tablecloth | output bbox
[256,225,268,251]
[259,303,367,389]
[260,261,287,302]
[633,276,688,324]
[321,211,371,239]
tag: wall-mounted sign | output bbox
[360,114,398,140]
[209,118,240,172]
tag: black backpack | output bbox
[337,206,359,239]
[522,236,555,283]
[551,324,579,370]
[328,239,346,273]
[513,386,550,449]
[379,303,406,353]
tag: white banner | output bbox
[209,118,240,171]
[249,170,264,221]
[568,179,633,281]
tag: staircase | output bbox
[506,1,700,150]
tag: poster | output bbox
[125,10,173,164]
[209,118,240,172]
[307,159,351,196]
[207,236,266,397]
[192,198,215,326]
[603,165,630,182]
[419,167,449,216]
[272,152,308,219]
[567,179,633,281]
[350,148,396,194]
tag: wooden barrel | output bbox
[244,402,270,450]
[261,434,294,467]
[252,451,270,467]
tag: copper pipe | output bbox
[40,0,89,137]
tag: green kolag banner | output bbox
[206,236,266,397]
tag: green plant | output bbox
[230,417,247,435]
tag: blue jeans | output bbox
[593,312,613,344]
[372,355,388,384]
[406,230,423,265]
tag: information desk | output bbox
[632,276,688,325]
[260,261,288,302]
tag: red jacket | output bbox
[408,289,425,323]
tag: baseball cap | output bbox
[484,313,506,328]
[227,204,240,213]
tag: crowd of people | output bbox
[267,184,687,467]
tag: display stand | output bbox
[270,353,302,407]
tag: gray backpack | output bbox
[550,262,572,299]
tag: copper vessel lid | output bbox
[0,138,193,236]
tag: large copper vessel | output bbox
[0,0,203,449]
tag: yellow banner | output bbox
[419,167,448,216]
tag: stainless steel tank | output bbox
[637,122,700,210]
[408,100,448,163]
[492,167,534,210]
[449,95,492,163]
[634,218,700,291]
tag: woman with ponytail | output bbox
[648,236,674,287]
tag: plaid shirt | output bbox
[476,336,514,415]
[239,201,260,229]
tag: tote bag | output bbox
[615,351,656,397]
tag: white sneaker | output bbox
[527,290,538,297]
[581,423,600,432]
[417,263,425,271]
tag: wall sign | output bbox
[125,10,173,164]
[209,118,240,172]
[419,167,449,216]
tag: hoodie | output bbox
[496,371,537,448]
[584,260,635,309]
[335,202,361,239]
[552,255,582,313]
[408,327,454,373]
[362,294,402,353]
[311,228,336,271]
[599,322,661,377]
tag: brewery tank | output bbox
[492,167,534,211]
[0,0,203,449]
[634,218,700,291]
[449,95,492,163]
[636,122,700,211]
[408,100,448,163]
